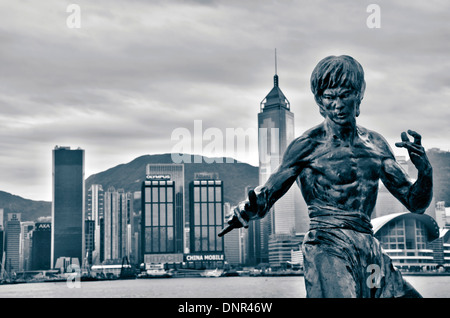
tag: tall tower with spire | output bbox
[255,51,307,263]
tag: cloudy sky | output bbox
[1,0,449,202]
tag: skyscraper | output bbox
[257,63,307,262]
[188,174,225,269]
[146,164,185,253]
[86,184,104,264]
[5,213,21,273]
[31,222,51,270]
[104,187,133,262]
[141,176,182,264]
[52,146,85,268]
[19,221,34,271]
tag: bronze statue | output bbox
[219,55,433,298]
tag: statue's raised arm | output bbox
[380,129,433,214]
[218,134,313,237]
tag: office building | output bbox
[31,222,51,270]
[52,146,85,268]
[257,66,308,263]
[5,213,21,273]
[141,176,183,264]
[145,164,185,255]
[187,174,225,269]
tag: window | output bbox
[209,203,215,225]
[215,187,221,201]
[209,227,215,250]
[160,204,166,226]
[160,187,166,202]
[167,203,173,226]
[152,203,159,226]
[145,228,152,253]
[216,203,222,225]
[167,228,174,251]
[201,203,208,225]
[194,203,200,225]
[208,187,215,201]
[145,204,151,226]
[152,229,159,252]
[160,227,167,252]
[201,187,207,201]
[194,187,200,202]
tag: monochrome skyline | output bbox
[0,0,449,201]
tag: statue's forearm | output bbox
[246,168,298,221]
[407,167,433,213]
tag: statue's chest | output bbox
[307,143,382,184]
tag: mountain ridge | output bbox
[1,150,449,222]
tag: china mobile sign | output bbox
[185,254,225,262]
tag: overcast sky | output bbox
[0,0,449,201]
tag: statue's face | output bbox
[319,87,360,125]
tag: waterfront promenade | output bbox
[0,275,448,298]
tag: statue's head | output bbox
[310,55,366,119]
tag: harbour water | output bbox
[0,275,448,298]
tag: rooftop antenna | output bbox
[274,48,279,87]
[275,48,278,75]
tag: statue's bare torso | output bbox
[297,123,391,218]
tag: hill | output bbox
[0,191,51,222]
[1,149,449,223]
[85,153,260,210]
[407,148,450,205]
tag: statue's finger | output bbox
[395,141,424,155]
[218,224,235,237]
[407,130,422,145]
[401,132,410,142]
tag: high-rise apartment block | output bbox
[103,187,133,262]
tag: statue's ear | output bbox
[315,96,326,118]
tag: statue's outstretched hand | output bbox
[395,130,431,173]
[218,190,257,237]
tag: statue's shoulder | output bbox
[284,124,324,162]
[357,125,395,159]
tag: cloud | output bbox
[0,0,449,201]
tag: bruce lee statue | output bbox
[219,55,432,298]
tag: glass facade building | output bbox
[31,222,51,270]
[189,179,224,255]
[52,146,85,268]
[141,179,180,262]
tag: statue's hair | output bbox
[310,55,366,103]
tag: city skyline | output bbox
[1,0,449,202]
